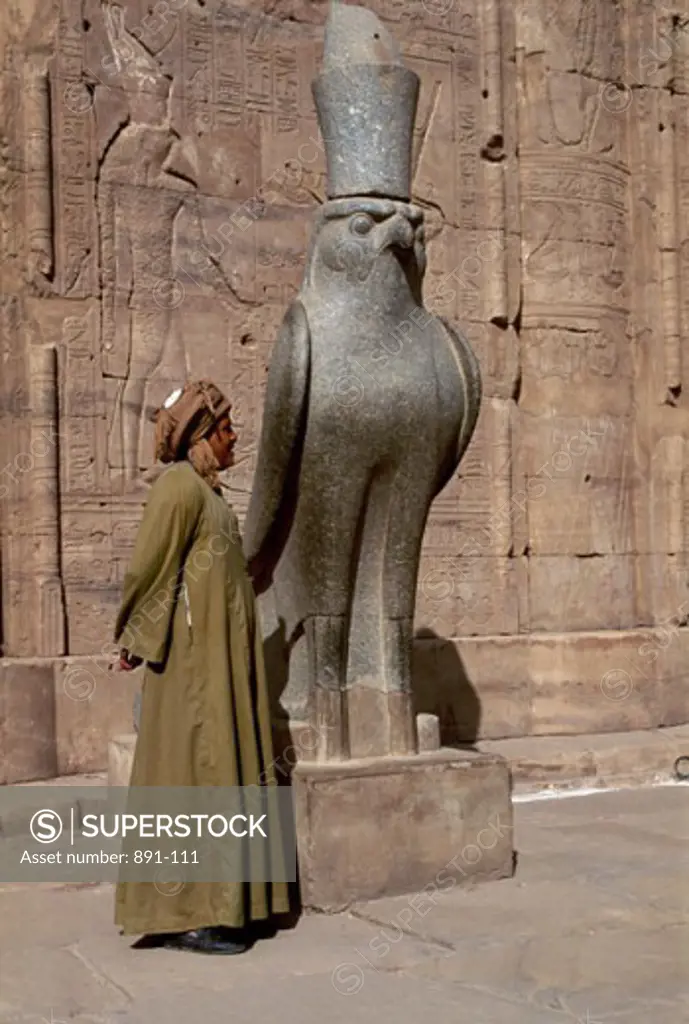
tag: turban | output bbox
[153,380,232,464]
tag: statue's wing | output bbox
[243,299,311,565]
[433,315,483,495]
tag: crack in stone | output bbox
[64,945,133,1006]
[347,908,458,953]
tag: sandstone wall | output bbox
[1,0,689,778]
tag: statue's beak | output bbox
[375,212,414,255]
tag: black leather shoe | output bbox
[162,927,247,954]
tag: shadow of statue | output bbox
[258,612,304,930]
[412,627,482,747]
[258,624,488,922]
[262,615,291,727]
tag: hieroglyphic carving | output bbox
[254,214,307,306]
[274,48,299,134]
[676,110,689,407]
[55,1,83,82]
[60,308,103,495]
[183,3,213,134]
[227,338,261,503]
[517,1,636,635]
[519,0,625,154]
[522,322,629,385]
[419,399,514,637]
[0,296,25,654]
[61,305,102,418]
[661,11,689,409]
[521,154,630,321]
[50,3,96,298]
[478,0,508,324]
[22,64,54,292]
[61,502,116,587]
[245,43,273,118]
[28,344,66,656]
[433,398,513,557]
[212,7,244,131]
[454,49,481,238]
[648,81,682,406]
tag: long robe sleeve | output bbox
[114,464,204,665]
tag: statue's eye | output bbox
[350,214,374,236]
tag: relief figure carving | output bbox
[99,3,195,484]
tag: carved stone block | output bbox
[0,660,56,784]
[292,749,513,911]
[527,554,637,633]
[54,656,141,775]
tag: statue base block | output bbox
[292,748,513,912]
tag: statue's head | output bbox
[307,197,426,293]
[312,3,420,203]
[304,4,428,302]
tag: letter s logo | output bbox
[30,809,63,844]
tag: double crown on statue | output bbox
[312,2,421,202]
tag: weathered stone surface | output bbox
[479,724,689,791]
[415,712,440,752]
[0,660,56,783]
[54,657,141,775]
[2,787,687,1023]
[0,0,688,779]
[415,630,689,741]
[526,555,637,633]
[0,655,143,783]
[412,632,531,742]
[108,722,689,794]
[292,749,513,911]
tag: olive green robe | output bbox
[113,460,290,935]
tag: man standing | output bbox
[115,380,290,954]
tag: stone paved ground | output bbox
[0,784,687,1024]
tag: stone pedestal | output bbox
[291,748,513,912]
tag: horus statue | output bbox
[243,1,482,761]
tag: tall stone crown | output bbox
[312,2,420,201]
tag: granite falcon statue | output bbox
[243,2,482,761]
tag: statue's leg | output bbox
[342,470,425,756]
[296,466,369,761]
[306,613,349,760]
[380,479,433,755]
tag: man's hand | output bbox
[119,649,143,672]
[248,554,272,596]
